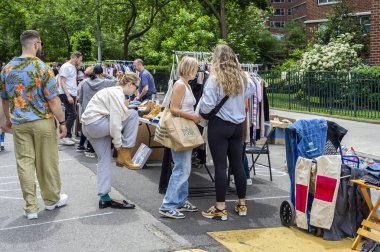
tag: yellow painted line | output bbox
[208,227,359,252]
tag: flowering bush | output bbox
[299,33,363,71]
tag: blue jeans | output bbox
[0,132,4,143]
[242,144,250,179]
[160,149,192,210]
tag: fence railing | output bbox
[260,71,380,120]
[149,69,380,120]
[148,68,170,93]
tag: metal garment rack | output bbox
[171,51,213,70]
[104,60,134,64]
[240,63,262,73]
[171,50,213,57]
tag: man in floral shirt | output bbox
[0,30,69,220]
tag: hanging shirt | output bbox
[251,75,262,102]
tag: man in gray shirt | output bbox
[133,59,156,101]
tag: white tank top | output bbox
[181,84,196,115]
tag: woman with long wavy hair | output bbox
[200,45,255,221]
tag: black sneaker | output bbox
[159,209,185,219]
[76,146,86,152]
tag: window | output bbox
[318,0,341,5]
[360,16,371,34]
[270,21,285,28]
[288,9,292,15]
[288,0,293,2]
[271,0,285,3]
[274,9,285,16]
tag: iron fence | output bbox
[260,71,380,120]
[148,68,170,93]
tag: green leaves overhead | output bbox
[0,0,296,67]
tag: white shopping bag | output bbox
[310,155,341,230]
[295,157,313,230]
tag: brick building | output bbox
[267,0,380,65]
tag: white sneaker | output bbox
[45,194,68,210]
[71,137,80,144]
[85,151,96,158]
[247,178,253,186]
[231,175,235,184]
[60,138,75,146]
[23,210,38,220]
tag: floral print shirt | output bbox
[0,57,58,125]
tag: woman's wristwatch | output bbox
[59,121,66,125]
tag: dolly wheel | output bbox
[280,200,295,227]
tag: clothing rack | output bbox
[104,60,134,64]
[171,50,213,57]
[171,51,213,72]
[240,63,262,73]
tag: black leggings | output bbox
[208,116,247,202]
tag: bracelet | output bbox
[59,121,66,125]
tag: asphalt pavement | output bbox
[0,110,378,251]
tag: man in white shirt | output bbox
[59,51,83,145]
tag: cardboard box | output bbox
[131,122,164,161]
[269,115,296,145]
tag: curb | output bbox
[271,108,380,125]
[356,151,380,163]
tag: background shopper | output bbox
[59,51,83,146]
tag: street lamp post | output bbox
[96,0,102,63]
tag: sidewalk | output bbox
[271,109,380,160]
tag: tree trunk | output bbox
[200,0,228,40]
[61,27,72,56]
[219,0,227,40]
[124,36,130,59]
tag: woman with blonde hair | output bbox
[77,65,117,156]
[200,45,255,221]
[159,56,200,219]
[81,72,140,209]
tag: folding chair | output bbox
[245,125,274,181]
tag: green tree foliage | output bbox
[284,20,306,52]
[0,0,28,61]
[100,0,173,59]
[128,1,219,65]
[0,0,284,68]
[0,0,96,61]
[197,0,268,40]
[71,31,96,61]
[226,2,267,63]
[256,31,287,67]
[317,0,370,58]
